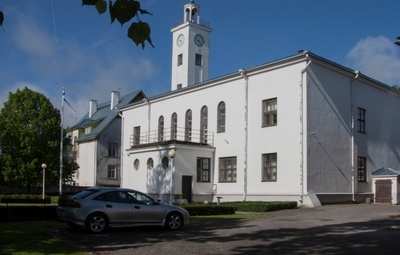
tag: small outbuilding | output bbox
[372,167,400,204]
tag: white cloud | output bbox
[346,36,400,86]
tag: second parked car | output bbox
[57,187,190,233]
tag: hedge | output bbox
[221,201,298,212]
[182,204,237,216]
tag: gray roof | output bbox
[71,90,145,143]
[372,167,400,176]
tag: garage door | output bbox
[375,180,392,203]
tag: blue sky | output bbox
[1,0,400,127]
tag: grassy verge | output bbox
[0,221,85,255]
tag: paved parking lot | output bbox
[50,204,400,255]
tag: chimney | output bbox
[111,91,120,110]
[89,100,98,118]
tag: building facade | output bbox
[119,1,400,207]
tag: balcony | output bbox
[130,127,214,148]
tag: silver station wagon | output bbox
[57,187,189,233]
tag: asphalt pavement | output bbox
[48,203,400,255]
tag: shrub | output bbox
[182,204,237,216]
[221,201,298,212]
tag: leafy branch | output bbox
[82,0,154,49]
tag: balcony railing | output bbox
[130,127,214,148]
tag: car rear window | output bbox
[73,189,100,199]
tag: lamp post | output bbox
[41,163,47,199]
[168,149,176,205]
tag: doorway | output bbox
[182,176,192,204]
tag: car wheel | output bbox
[85,213,108,234]
[165,212,183,230]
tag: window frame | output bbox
[197,157,211,182]
[358,156,367,182]
[217,101,226,133]
[357,108,366,133]
[158,116,164,142]
[133,126,140,145]
[219,157,237,183]
[171,112,178,140]
[178,54,183,66]
[107,165,117,179]
[262,98,277,127]
[185,109,192,142]
[108,142,118,157]
[200,106,208,144]
[195,53,202,66]
[262,153,277,182]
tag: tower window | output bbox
[195,54,202,66]
[178,54,183,66]
[177,84,182,89]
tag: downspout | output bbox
[351,71,360,202]
[119,111,124,187]
[300,54,311,204]
[239,68,249,201]
[144,98,151,143]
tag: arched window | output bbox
[217,102,226,133]
[200,106,208,144]
[158,116,164,141]
[185,109,192,142]
[171,113,178,140]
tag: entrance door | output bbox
[375,179,392,203]
[182,176,192,204]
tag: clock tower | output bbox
[171,0,212,91]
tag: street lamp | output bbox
[168,149,176,205]
[41,163,47,199]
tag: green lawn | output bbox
[0,221,85,255]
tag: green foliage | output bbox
[0,87,78,193]
[222,201,298,212]
[83,0,154,49]
[182,204,237,216]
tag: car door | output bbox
[102,191,134,224]
[128,191,166,223]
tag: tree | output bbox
[1,1,154,48]
[0,87,77,193]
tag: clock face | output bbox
[177,34,185,47]
[194,34,204,47]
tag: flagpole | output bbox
[59,88,65,195]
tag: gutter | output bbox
[239,68,249,201]
[351,70,360,202]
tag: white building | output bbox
[68,91,145,187]
[117,1,400,207]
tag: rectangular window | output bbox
[108,165,117,179]
[197,158,211,182]
[178,54,183,66]
[262,98,277,127]
[262,153,277,182]
[133,126,140,145]
[358,108,366,133]
[108,142,118,157]
[219,157,237,182]
[195,54,202,66]
[177,84,182,89]
[358,157,367,182]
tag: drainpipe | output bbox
[119,111,124,187]
[351,71,360,202]
[300,54,311,204]
[144,98,151,143]
[239,68,249,201]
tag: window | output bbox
[195,54,202,66]
[177,84,182,89]
[133,126,140,145]
[147,158,154,170]
[200,106,208,144]
[108,142,118,157]
[162,156,169,169]
[217,102,226,133]
[262,98,277,127]
[107,165,117,179]
[358,108,366,133]
[197,157,211,182]
[158,116,164,141]
[262,153,277,182]
[171,113,178,140]
[358,157,367,182]
[219,157,237,182]
[134,159,140,170]
[185,109,192,142]
[178,54,183,66]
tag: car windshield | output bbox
[73,189,100,199]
